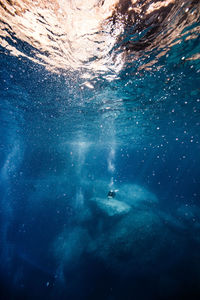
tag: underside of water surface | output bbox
[0,1,200,299]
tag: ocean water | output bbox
[0,1,200,299]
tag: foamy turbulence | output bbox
[0,0,199,79]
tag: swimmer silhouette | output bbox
[107,190,116,199]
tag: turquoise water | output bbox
[0,1,200,299]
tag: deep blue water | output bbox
[0,2,200,299]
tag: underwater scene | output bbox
[0,1,200,299]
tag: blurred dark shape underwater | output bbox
[0,1,200,299]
